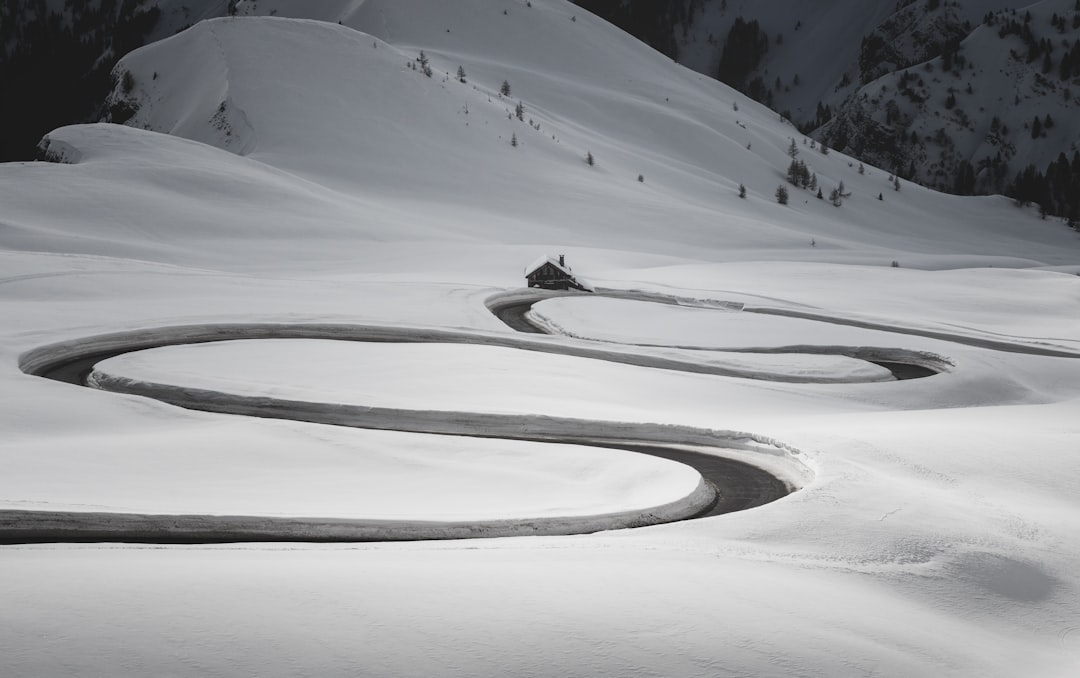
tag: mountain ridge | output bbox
[577,0,1080,220]
[14,0,1075,272]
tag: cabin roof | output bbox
[524,254,572,277]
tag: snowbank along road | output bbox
[10,284,1026,545]
[10,317,808,543]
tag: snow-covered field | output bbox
[3,1,1080,675]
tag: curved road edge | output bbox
[486,289,949,380]
[10,323,809,544]
[489,286,1080,361]
[0,477,717,545]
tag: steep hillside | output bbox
[10,0,1080,222]
[0,0,232,161]
[580,0,1080,219]
[59,0,1075,270]
[826,0,1080,218]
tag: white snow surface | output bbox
[1,401,700,521]
[532,294,920,348]
[3,1,1080,676]
[93,338,895,419]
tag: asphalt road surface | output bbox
[9,322,794,543]
[488,291,939,380]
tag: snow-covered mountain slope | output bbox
[19,0,1075,269]
[672,0,1014,124]
[0,0,233,161]
[825,0,1080,196]
[624,0,1080,207]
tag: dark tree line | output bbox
[0,0,162,161]
[859,30,963,84]
[1057,40,1080,79]
[570,0,706,61]
[1008,153,1080,224]
[716,18,769,91]
[988,7,1080,79]
[570,4,774,105]
[571,0,1080,230]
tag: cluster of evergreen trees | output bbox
[988,6,1080,80]
[786,158,814,189]
[716,18,769,92]
[1056,39,1080,80]
[981,4,1080,222]
[568,3,781,110]
[570,0,705,61]
[571,1,1080,228]
[0,0,162,161]
[1009,153,1080,225]
[710,17,777,107]
[571,1,777,110]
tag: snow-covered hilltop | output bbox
[9,0,1080,219]
[0,0,231,161]
[23,0,1077,267]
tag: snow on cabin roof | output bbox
[524,254,572,277]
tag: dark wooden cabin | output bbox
[524,254,586,291]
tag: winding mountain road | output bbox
[15,283,1046,545]
[7,317,801,544]
[487,288,945,380]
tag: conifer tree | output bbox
[457,65,466,83]
[501,80,512,96]
[787,159,810,188]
